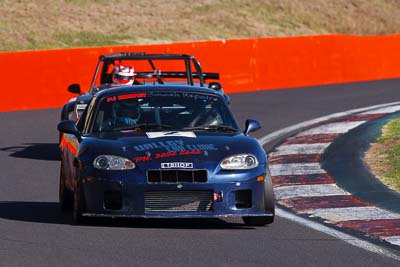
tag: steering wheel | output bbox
[189,110,219,127]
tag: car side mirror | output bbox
[68,83,81,95]
[58,120,82,142]
[244,119,261,136]
[208,82,222,91]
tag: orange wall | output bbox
[1,34,400,112]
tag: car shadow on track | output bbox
[0,201,259,230]
[0,201,69,224]
[0,143,60,161]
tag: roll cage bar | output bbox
[89,52,219,90]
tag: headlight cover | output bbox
[93,155,135,170]
[220,154,259,170]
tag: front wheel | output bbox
[243,170,275,226]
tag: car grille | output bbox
[147,170,207,183]
[145,191,213,212]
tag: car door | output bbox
[61,97,96,190]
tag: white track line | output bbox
[276,208,400,261]
[361,105,400,115]
[274,184,349,199]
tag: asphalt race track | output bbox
[1,79,400,266]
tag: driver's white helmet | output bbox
[112,64,135,85]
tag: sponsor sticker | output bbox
[146,132,196,139]
[76,104,87,110]
[133,140,217,152]
[133,150,201,163]
[107,93,146,102]
[161,162,193,169]
[118,93,146,100]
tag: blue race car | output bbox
[58,85,275,226]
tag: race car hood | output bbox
[80,131,266,170]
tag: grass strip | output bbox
[367,118,400,192]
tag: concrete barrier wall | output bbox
[1,34,400,112]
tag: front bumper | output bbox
[80,170,273,219]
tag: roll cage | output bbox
[89,52,220,91]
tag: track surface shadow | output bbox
[0,143,60,161]
[322,113,400,213]
[0,201,256,229]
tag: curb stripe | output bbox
[259,102,400,146]
[270,163,325,176]
[272,174,335,187]
[269,154,322,165]
[296,121,366,136]
[337,219,400,237]
[259,102,400,255]
[270,143,330,156]
[280,195,372,212]
[282,133,342,145]
[331,114,386,122]
[274,184,349,199]
[310,207,400,223]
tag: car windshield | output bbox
[92,91,239,133]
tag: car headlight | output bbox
[93,155,135,170]
[220,154,258,170]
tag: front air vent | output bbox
[147,170,207,183]
[145,191,213,212]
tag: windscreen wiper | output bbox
[116,123,173,131]
[183,125,239,132]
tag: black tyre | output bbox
[72,173,85,225]
[59,164,73,211]
[243,169,275,226]
[264,169,275,217]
